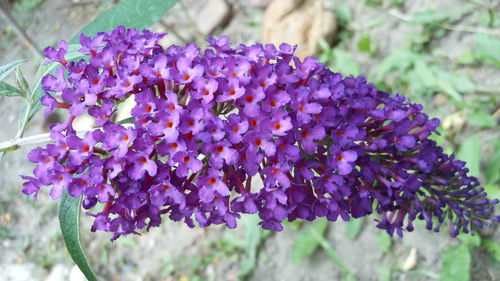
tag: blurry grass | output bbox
[12,0,45,13]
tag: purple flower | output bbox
[22,26,499,240]
[43,40,68,65]
[126,152,157,180]
[171,151,202,177]
[330,150,358,175]
[198,169,230,202]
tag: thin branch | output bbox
[443,24,500,36]
[0,131,85,152]
[0,133,51,152]
[388,9,500,36]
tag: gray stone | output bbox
[262,0,337,58]
[196,0,232,36]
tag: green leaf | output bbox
[376,50,419,80]
[409,10,452,24]
[334,4,352,25]
[238,215,269,278]
[458,51,474,65]
[440,244,471,281]
[0,60,26,82]
[458,233,481,247]
[18,103,30,131]
[357,34,372,53]
[483,185,500,200]
[413,60,436,88]
[59,190,98,281]
[475,34,500,67]
[345,218,364,239]
[469,110,496,128]
[432,68,474,101]
[292,219,328,263]
[377,264,392,281]
[15,67,30,94]
[330,49,360,77]
[0,81,25,97]
[483,239,500,262]
[376,232,392,253]
[309,225,358,281]
[117,117,135,125]
[486,153,500,183]
[457,135,481,178]
[70,0,180,44]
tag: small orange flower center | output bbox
[140,157,148,164]
[216,146,224,153]
[246,95,254,102]
[301,131,309,138]
[229,89,236,95]
[183,74,191,80]
[270,100,277,107]
[166,121,173,128]
[171,142,178,149]
[209,178,217,185]
[83,146,90,152]
[255,139,262,146]
[183,156,190,162]
[274,123,281,130]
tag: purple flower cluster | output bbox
[22,26,499,240]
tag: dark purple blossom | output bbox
[22,26,499,240]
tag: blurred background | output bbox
[0,0,499,280]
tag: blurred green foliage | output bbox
[319,2,500,280]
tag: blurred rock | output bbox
[196,0,232,36]
[262,0,336,58]
[0,263,44,281]
[249,0,272,8]
[401,248,418,271]
[69,265,86,281]
[442,111,466,134]
[44,264,69,281]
